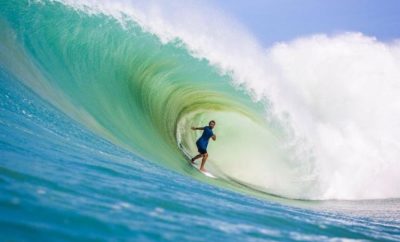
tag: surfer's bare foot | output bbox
[190,158,195,164]
[200,168,207,172]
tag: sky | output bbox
[215,0,400,46]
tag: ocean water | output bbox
[1,0,400,241]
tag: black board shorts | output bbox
[198,148,207,154]
[197,144,207,154]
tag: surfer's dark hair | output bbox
[209,120,216,125]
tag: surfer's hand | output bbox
[191,127,196,130]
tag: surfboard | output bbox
[189,161,216,178]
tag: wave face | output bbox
[1,0,400,200]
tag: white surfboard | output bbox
[190,162,216,178]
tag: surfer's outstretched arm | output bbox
[212,135,216,141]
[191,127,204,130]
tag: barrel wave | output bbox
[1,0,400,201]
[0,0,279,196]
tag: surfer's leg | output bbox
[199,153,208,171]
[191,154,203,163]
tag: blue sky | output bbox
[215,0,400,46]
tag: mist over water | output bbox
[265,34,400,199]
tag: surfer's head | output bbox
[209,120,216,129]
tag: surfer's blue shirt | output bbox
[196,126,214,153]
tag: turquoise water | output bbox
[1,0,400,241]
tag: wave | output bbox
[1,0,400,200]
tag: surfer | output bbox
[190,120,216,172]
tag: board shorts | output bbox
[198,147,207,154]
[196,143,207,154]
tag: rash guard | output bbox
[196,126,214,153]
